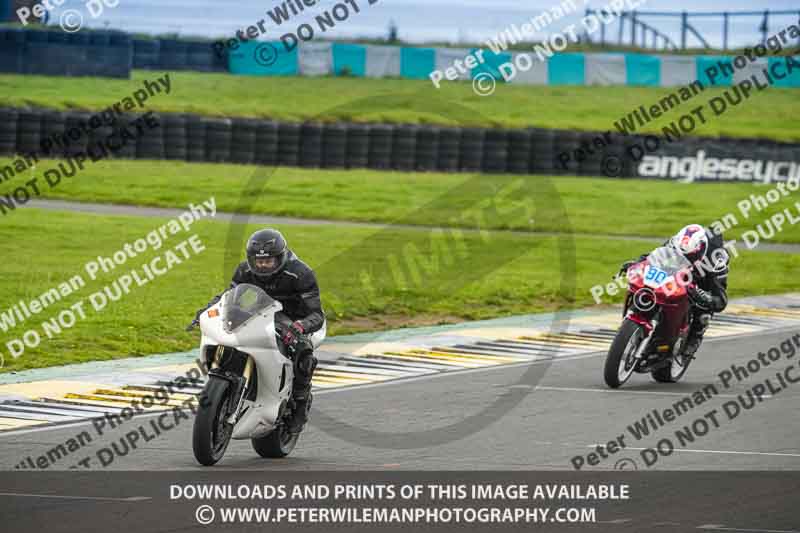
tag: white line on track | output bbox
[599,446,800,458]
[697,525,800,533]
[535,385,762,398]
[0,492,150,501]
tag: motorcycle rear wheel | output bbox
[192,376,234,466]
[604,319,645,388]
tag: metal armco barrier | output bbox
[1,106,799,182]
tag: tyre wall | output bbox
[1,106,798,183]
[0,28,131,78]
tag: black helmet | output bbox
[246,229,288,277]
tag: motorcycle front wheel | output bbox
[192,376,235,466]
[652,340,692,383]
[251,424,299,458]
[604,319,645,388]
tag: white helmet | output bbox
[670,224,709,263]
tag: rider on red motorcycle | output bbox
[620,224,729,358]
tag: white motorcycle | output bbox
[189,283,303,466]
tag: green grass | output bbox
[4,158,800,244]
[1,71,799,140]
[0,207,797,372]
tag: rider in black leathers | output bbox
[620,224,729,358]
[192,229,325,433]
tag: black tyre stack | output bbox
[0,108,18,156]
[368,124,393,170]
[391,124,416,171]
[299,123,323,168]
[186,41,216,72]
[86,31,111,78]
[11,106,783,182]
[621,134,647,179]
[15,109,41,156]
[204,117,232,163]
[88,113,114,159]
[277,123,300,167]
[506,129,532,175]
[135,112,165,160]
[529,128,555,176]
[23,30,46,76]
[63,112,90,159]
[552,131,581,176]
[436,127,460,172]
[184,115,206,162]
[106,32,132,79]
[160,39,189,70]
[230,118,258,164]
[39,110,66,158]
[483,129,509,174]
[604,132,632,179]
[345,123,370,169]
[322,123,347,168]
[0,29,24,74]
[133,39,160,69]
[459,128,484,171]
[415,126,439,171]
[163,114,188,161]
[254,120,279,166]
[577,131,603,177]
[112,113,138,159]
[772,139,797,171]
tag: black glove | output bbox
[186,293,223,332]
[616,260,636,279]
[186,305,208,331]
[688,285,713,310]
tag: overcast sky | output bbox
[45,0,800,49]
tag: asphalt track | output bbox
[1,327,798,533]
[1,326,797,472]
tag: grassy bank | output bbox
[1,71,799,140]
[0,207,796,372]
[3,158,800,244]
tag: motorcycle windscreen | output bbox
[221,283,276,333]
[644,245,692,287]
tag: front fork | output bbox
[207,345,254,425]
[627,309,661,367]
[227,357,254,424]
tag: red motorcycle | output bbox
[604,245,696,388]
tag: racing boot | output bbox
[683,312,711,359]
[288,339,316,434]
[288,390,312,434]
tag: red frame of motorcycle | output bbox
[625,259,692,343]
